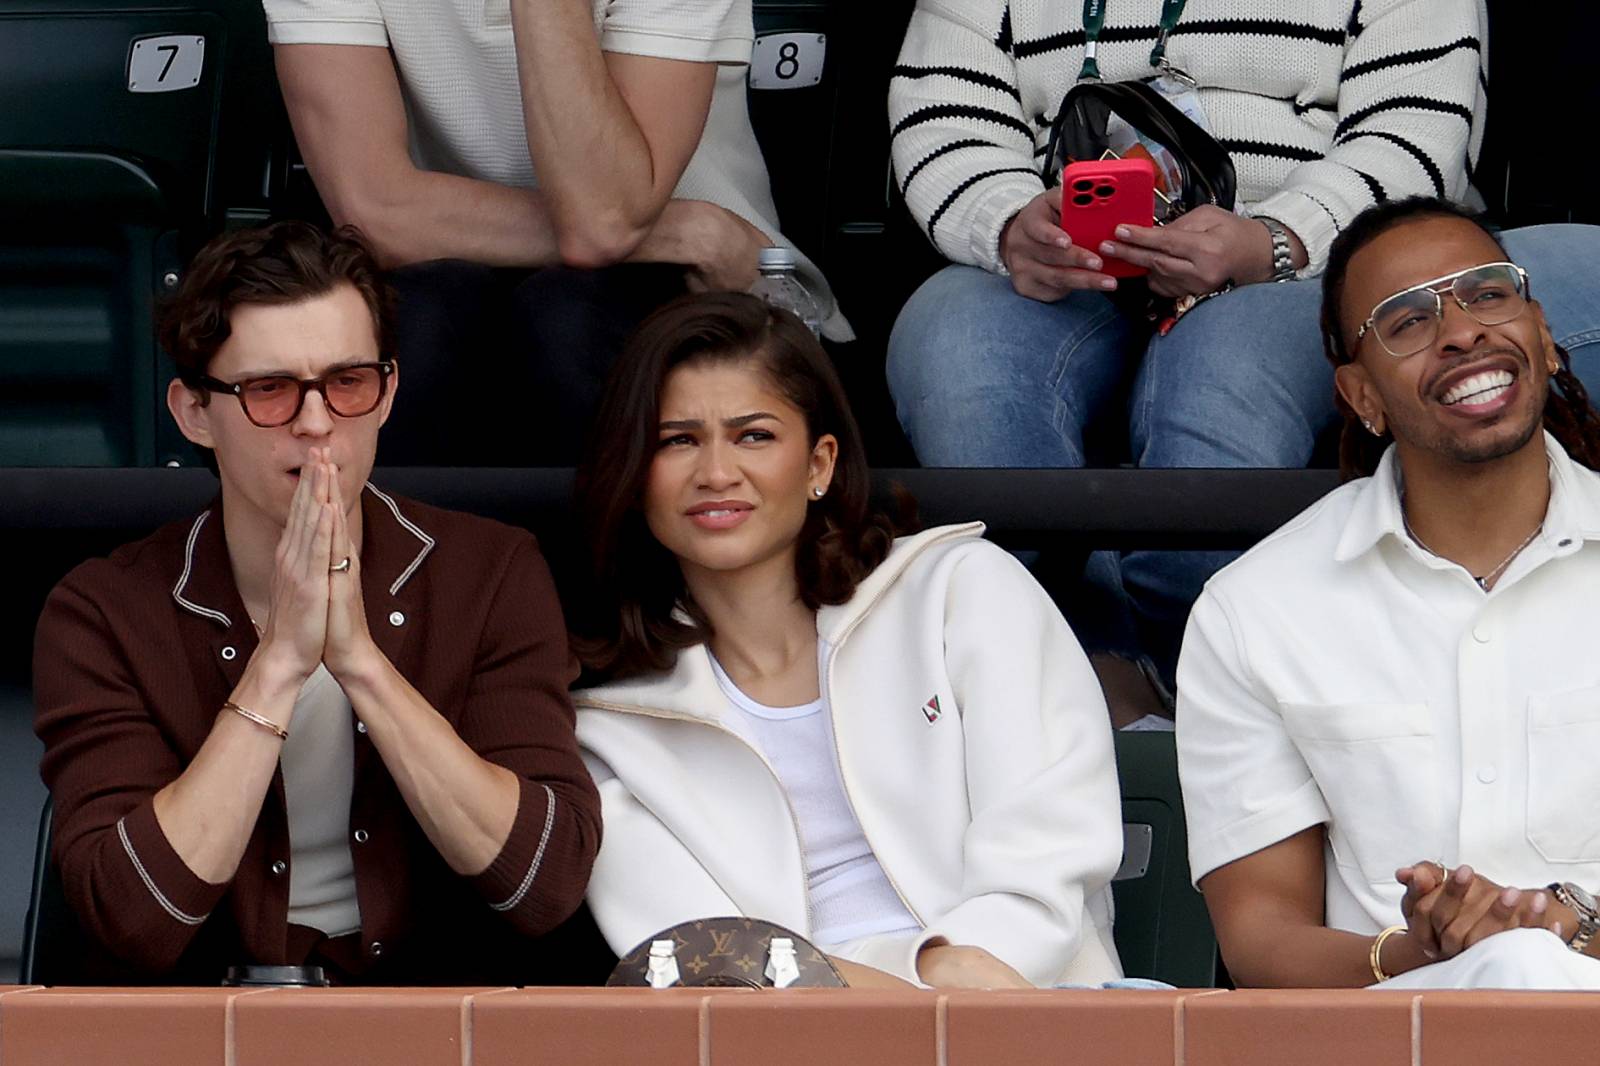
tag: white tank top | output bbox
[710,642,920,946]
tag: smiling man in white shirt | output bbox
[1176,197,1600,989]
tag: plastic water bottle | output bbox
[750,247,822,337]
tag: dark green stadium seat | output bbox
[0,0,281,466]
[19,795,87,986]
[1476,1,1597,228]
[1110,730,1218,987]
[749,0,838,271]
[746,0,922,463]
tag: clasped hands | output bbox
[1394,861,1576,964]
[255,446,379,688]
[1000,192,1279,302]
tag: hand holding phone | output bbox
[1057,158,1156,278]
[998,190,1119,302]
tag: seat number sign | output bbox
[749,33,826,90]
[128,36,205,94]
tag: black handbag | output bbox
[606,917,847,989]
[1041,78,1236,219]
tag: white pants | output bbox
[1374,928,1600,990]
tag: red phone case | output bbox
[1057,158,1156,278]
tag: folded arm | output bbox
[509,0,719,267]
[276,41,752,283]
[275,43,564,269]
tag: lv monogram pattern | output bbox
[607,917,847,989]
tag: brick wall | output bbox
[3,985,1598,1065]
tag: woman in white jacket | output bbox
[571,291,1125,988]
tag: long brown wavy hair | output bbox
[1320,197,1600,480]
[573,292,913,680]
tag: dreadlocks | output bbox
[1320,197,1600,481]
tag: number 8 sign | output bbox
[748,33,826,90]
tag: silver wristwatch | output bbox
[1550,882,1600,953]
[1257,216,1296,282]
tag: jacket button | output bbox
[388,611,405,627]
[270,860,287,876]
[353,829,370,844]
[221,646,237,661]
[369,941,383,958]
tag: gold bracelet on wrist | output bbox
[1370,924,1406,983]
[223,700,288,741]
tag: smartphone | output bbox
[1057,158,1156,278]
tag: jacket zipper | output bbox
[820,641,926,927]
[804,531,981,930]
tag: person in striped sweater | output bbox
[887,0,1600,686]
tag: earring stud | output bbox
[813,486,825,498]
[1361,418,1380,436]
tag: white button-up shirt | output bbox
[1177,432,1600,935]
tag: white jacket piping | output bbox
[117,816,207,926]
[170,512,232,628]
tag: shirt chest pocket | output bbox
[1526,685,1600,864]
[1281,701,1437,884]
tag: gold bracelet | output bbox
[1370,924,1405,983]
[223,700,288,741]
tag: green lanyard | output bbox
[1077,0,1188,82]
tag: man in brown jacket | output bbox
[31,221,601,984]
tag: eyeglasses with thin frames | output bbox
[1355,261,1530,358]
[191,361,394,428]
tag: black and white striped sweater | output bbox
[889,0,1486,276]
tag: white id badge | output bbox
[1149,69,1211,135]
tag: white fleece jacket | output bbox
[574,523,1124,986]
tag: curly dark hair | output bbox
[159,220,395,386]
[574,291,913,679]
[1320,196,1600,480]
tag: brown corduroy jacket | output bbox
[32,484,601,984]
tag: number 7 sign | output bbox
[128,35,206,94]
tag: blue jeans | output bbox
[887,224,1600,675]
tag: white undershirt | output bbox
[280,665,362,937]
[710,641,919,946]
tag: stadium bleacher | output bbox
[0,0,282,468]
[0,464,1339,983]
[1,0,1594,999]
